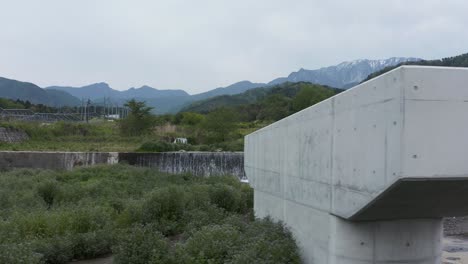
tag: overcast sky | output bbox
[1,0,467,94]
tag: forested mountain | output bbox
[364,53,468,81]
[0,77,80,107]
[182,82,341,121]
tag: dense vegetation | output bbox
[182,82,341,117]
[0,98,59,113]
[364,53,468,81]
[0,165,300,264]
[0,121,146,152]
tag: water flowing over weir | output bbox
[119,152,245,179]
[0,151,245,179]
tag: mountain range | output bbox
[0,56,430,112]
[268,57,421,88]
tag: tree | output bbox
[257,94,291,121]
[119,99,154,136]
[201,108,238,142]
[291,84,335,112]
[181,112,205,126]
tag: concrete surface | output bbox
[0,151,245,179]
[245,66,468,263]
[120,151,245,179]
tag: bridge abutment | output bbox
[245,66,468,263]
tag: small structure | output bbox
[173,137,188,144]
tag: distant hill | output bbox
[0,77,80,107]
[47,81,266,114]
[47,83,189,100]
[182,82,341,114]
[364,53,468,81]
[191,81,266,100]
[269,57,421,89]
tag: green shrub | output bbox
[70,230,114,260]
[0,243,42,264]
[209,184,242,213]
[0,165,299,264]
[182,224,242,264]
[229,218,301,264]
[34,236,73,264]
[37,180,60,209]
[141,186,186,235]
[113,224,170,264]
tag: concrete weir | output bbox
[244,66,468,263]
[0,151,245,179]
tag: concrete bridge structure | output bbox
[244,66,468,263]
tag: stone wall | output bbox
[0,127,29,143]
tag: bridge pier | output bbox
[254,189,441,263]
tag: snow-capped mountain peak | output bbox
[268,57,421,89]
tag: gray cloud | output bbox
[1,0,467,93]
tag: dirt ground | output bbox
[68,256,113,264]
[443,236,468,264]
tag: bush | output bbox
[70,230,114,260]
[0,243,42,264]
[113,224,170,264]
[141,186,186,235]
[34,236,73,264]
[182,224,242,263]
[209,184,241,213]
[229,218,301,264]
[37,180,60,209]
[0,165,300,264]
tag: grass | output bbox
[0,121,149,152]
[0,120,248,152]
[0,165,300,264]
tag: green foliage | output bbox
[229,218,302,264]
[37,180,60,209]
[201,108,238,142]
[292,83,336,112]
[180,112,205,126]
[183,82,340,121]
[0,165,297,263]
[182,224,242,263]
[0,243,42,264]
[119,99,155,136]
[0,98,26,109]
[141,186,186,235]
[209,184,242,212]
[257,94,291,121]
[113,224,171,264]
